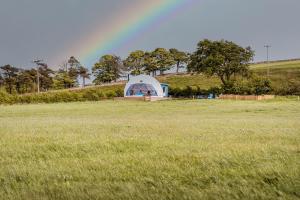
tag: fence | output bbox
[219,95,275,100]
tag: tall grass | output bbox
[0,100,299,199]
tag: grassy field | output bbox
[250,60,300,70]
[0,100,299,199]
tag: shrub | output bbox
[82,89,105,101]
[222,77,272,95]
[182,86,194,97]
[115,88,124,97]
[0,86,118,105]
[169,86,214,98]
[105,91,116,98]
[208,86,223,95]
[274,80,300,95]
[250,77,272,95]
[169,87,182,97]
[0,89,13,104]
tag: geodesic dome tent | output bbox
[124,75,164,97]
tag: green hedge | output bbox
[169,86,222,98]
[222,77,273,95]
[273,80,300,96]
[169,77,280,97]
[0,87,124,105]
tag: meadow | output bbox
[0,99,299,199]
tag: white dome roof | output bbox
[124,75,164,97]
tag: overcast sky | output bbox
[0,0,299,69]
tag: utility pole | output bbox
[264,45,271,77]
[32,59,43,93]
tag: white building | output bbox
[124,75,169,98]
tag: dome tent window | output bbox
[124,75,166,98]
[126,83,158,96]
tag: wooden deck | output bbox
[114,96,169,102]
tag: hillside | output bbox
[90,59,300,90]
[249,60,300,94]
[250,59,300,69]
[159,60,300,90]
[27,59,300,94]
[50,59,300,91]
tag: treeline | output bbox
[92,48,189,84]
[0,48,189,94]
[0,57,90,94]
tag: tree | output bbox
[68,56,80,70]
[0,65,19,94]
[67,56,80,87]
[0,73,4,88]
[54,58,81,89]
[59,61,69,72]
[144,52,158,76]
[169,48,189,74]
[93,55,123,84]
[16,69,35,93]
[38,65,54,91]
[53,70,74,89]
[188,39,254,88]
[78,66,90,87]
[123,50,145,75]
[68,67,79,87]
[152,48,175,75]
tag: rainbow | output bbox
[69,0,195,67]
